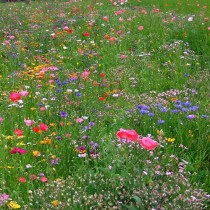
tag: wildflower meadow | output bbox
[0,0,209,209]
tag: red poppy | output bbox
[99,97,105,101]
[18,177,27,183]
[10,92,21,102]
[100,73,106,78]
[116,128,139,142]
[83,32,90,37]
[14,129,23,136]
[33,126,42,133]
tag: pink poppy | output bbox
[40,176,48,183]
[81,70,90,78]
[138,137,159,150]
[24,119,35,127]
[39,123,48,131]
[138,26,144,30]
[116,128,139,141]
[75,118,84,123]
[103,16,109,21]
[19,91,28,96]
[121,54,127,59]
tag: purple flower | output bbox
[148,112,155,117]
[60,111,68,118]
[89,122,96,127]
[93,143,99,149]
[182,108,189,112]
[160,107,168,112]
[187,114,196,119]
[76,93,82,97]
[56,136,62,140]
[182,101,192,107]
[202,115,208,118]
[171,109,181,113]
[50,158,60,165]
[158,120,165,124]
[139,109,149,114]
[189,106,199,111]
[174,104,183,109]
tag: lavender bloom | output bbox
[160,107,168,112]
[182,108,189,112]
[158,120,165,124]
[148,112,155,117]
[139,109,149,114]
[174,104,183,109]
[50,158,60,165]
[171,109,181,113]
[189,106,199,111]
[182,101,192,107]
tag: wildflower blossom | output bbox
[8,201,21,209]
[116,128,139,141]
[0,193,9,206]
[138,137,159,150]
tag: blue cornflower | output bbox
[148,113,155,117]
[189,106,199,111]
[160,107,168,112]
[158,120,165,124]
[76,93,82,97]
[181,108,189,112]
[139,109,149,114]
[60,111,68,118]
[174,104,183,109]
[171,109,181,113]
[182,101,192,107]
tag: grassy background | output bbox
[0,0,209,209]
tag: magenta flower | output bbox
[0,193,9,206]
[11,147,28,155]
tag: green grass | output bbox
[0,0,209,209]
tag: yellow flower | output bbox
[6,136,14,140]
[40,137,52,145]
[32,150,41,157]
[51,200,59,207]
[8,201,21,209]
[157,129,164,136]
[167,138,175,143]
[16,141,26,146]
